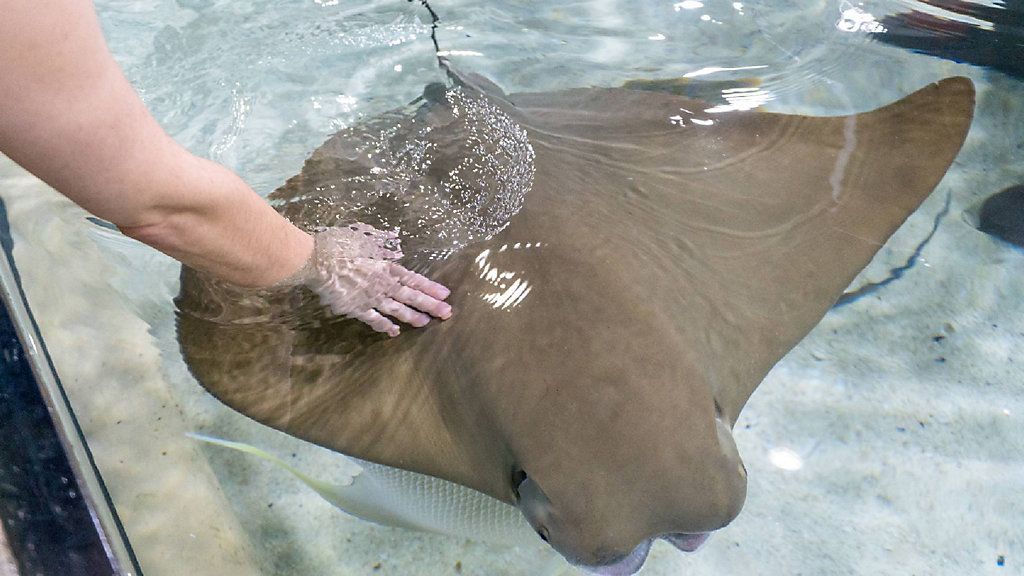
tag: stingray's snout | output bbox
[515,466,726,574]
[515,474,653,574]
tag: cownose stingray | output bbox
[176,68,974,573]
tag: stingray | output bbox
[176,68,974,573]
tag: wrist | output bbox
[267,229,315,288]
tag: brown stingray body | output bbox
[176,72,974,566]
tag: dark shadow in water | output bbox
[976,184,1024,248]
[876,0,1024,80]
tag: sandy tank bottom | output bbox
[1,55,1023,576]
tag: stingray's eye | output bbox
[536,526,550,542]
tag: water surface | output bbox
[0,1,1021,574]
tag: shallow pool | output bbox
[0,1,1021,574]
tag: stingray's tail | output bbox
[408,0,443,62]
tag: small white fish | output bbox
[188,433,539,545]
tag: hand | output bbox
[301,224,452,337]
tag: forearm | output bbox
[0,0,311,287]
[117,154,314,288]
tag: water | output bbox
[0,0,1022,574]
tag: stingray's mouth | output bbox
[662,531,711,552]
[578,539,653,576]
[578,532,710,575]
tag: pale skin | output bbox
[0,0,451,335]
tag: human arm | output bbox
[0,0,450,334]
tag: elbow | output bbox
[118,212,189,256]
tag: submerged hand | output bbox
[292,223,452,336]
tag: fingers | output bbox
[313,225,453,336]
[392,263,451,301]
[355,275,452,336]
[353,291,448,338]
[378,297,431,328]
[391,285,452,319]
[353,309,400,337]
[352,274,452,337]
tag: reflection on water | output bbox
[836,1,887,34]
[474,245,539,311]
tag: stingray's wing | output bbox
[175,273,510,501]
[501,77,974,424]
[686,78,974,421]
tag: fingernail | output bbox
[439,305,453,319]
[388,327,400,337]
